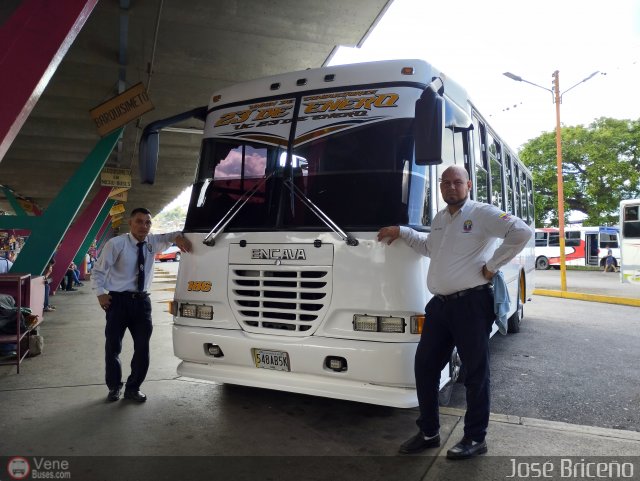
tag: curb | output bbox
[533,289,640,307]
[440,407,640,442]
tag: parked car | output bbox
[155,245,181,262]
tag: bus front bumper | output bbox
[173,325,420,408]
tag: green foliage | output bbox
[151,206,186,233]
[520,117,640,226]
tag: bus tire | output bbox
[535,256,549,270]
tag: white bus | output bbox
[620,199,640,283]
[534,226,620,270]
[140,59,535,408]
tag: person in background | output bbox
[91,207,192,403]
[71,262,84,287]
[0,254,12,274]
[603,249,618,273]
[377,165,532,460]
[43,259,56,312]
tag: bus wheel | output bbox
[507,294,524,333]
[536,256,549,270]
[438,348,462,406]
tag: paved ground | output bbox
[1,266,639,481]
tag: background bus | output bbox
[620,199,640,283]
[140,59,535,408]
[534,226,620,270]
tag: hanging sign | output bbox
[90,82,154,136]
[101,168,131,188]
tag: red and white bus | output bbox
[534,226,620,270]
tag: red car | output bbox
[155,245,182,262]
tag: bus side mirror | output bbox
[414,87,444,165]
[139,130,160,185]
[138,106,208,185]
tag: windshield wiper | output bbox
[283,179,359,246]
[202,171,275,246]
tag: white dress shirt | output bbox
[91,232,181,296]
[0,258,12,274]
[399,199,532,296]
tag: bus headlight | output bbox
[379,316,405,333]
[196,305,214,320]
[353,315,378,332]
[180,303,214,320]
[353,315,405,333]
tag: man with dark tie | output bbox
[91,207,192,402]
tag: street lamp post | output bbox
[503,70,599,292]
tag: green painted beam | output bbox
[0,216,40,230]
[97,223,112,252]
[2,186,28,215]
[73,199,115,266]
[10,128,122,276]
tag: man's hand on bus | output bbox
[175,234,193,253]
[377,226,400,245]
[482,264,496,281]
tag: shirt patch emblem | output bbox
[499,213,512,221]
[463,220,473,232]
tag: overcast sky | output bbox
[329,0,640,150]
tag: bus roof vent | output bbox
[296,78,307,86]
[324,74,335,82]
[270,82,280,91]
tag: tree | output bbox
[151,206,186,233]
[520,117,640,226]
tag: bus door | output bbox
[585,233,599,266]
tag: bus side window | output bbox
[623,206,640,238]
[549,233,560,246]
[535,231,548,247]
[600,233,619,249]
[504,151,514,214]
[473,117,489,204]
[486,132,503,210]
[565,231,580,247]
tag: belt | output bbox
[109,291,149,299]
[434,283,492,302]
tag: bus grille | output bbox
[229,265,331,336]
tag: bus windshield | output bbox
[184,119,431,232]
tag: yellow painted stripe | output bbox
[533,289,640,307]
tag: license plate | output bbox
[252,349,291,372]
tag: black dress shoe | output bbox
[106,388,121,402]
[399,431,440,454]
[123,390,147,402]
[446,437,488,460]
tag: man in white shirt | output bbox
[92,207,192,403]
[378,165,532,459]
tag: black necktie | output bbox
[137,242,146,292]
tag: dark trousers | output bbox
[104,295,153,392]
[415,288,494,442]
[60,270,74,290]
